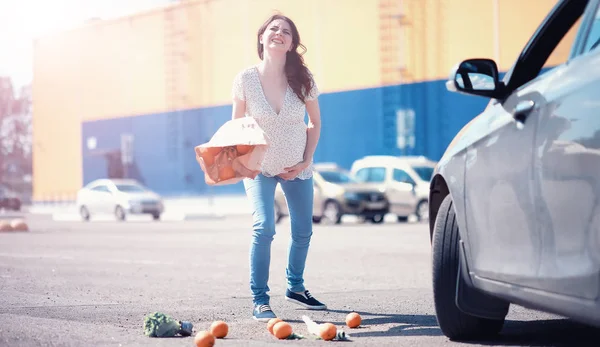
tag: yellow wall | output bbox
[31,0,570,200]
[398,0,560,83]
[32,5,172,200]
[32,33,83,200]
[188,0,384,107]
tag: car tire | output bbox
[312,216,322,223]
[152,213,161,221]
[323,200,342,224]
[80,206,90,222]
[115,206,126,221]
[416,199,429,221]
[432,195,505,340]
[369,214,385,224]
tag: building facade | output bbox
[32,0,568,201]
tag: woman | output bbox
[230,14,326,321]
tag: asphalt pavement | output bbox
[1,214,599,347]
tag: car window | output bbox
[318,171,356,184]
[412,166,435,182]
[116,184,146,193]
[91,185,110,193]
[393,169,415,185]
[354,167,386,183]
[354,168,369,182]
[368,168,387,182]
[582,5,600,53]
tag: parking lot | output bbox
[1,214,599,346]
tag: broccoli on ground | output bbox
[143,312,193,337]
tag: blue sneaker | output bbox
[285,289,327,310]
[253,304,277,322]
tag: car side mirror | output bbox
[446,58,506,99]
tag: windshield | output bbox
[318,170,357,184]
[115,184,147,193]
[412,166,434,182]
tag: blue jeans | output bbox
[243,173,314,306]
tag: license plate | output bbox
[367,202,386,209]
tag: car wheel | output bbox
[115,206,126,221]
[152,213,161,221]
[416,200,429,221]
[369,214,385,224]
[323,200,342,224]
[432,195,505,340]
[312,216,322,223]
[80,206,90,221]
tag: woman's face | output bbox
[260,19,294,55]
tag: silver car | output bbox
[351,155,436,222]
[430,0,600,340]
[76,179,164,221]
[274,163,389,224]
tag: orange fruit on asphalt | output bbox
[0,221,13,232]
[194,331,215,347]
[345,312,361,328]
[218,165,236,181]
[210,320,228,338]
[267,318,283,335]
[10,219,28,232]
[319,322,337,341]
[236,144,252,155]
[273,321,292,339]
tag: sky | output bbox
[0,0,173,89]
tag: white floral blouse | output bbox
[231,65,320,180]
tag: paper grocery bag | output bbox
[194,117,270,186]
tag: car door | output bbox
[390,168,418,216]
[531,2,600,300]
[90,185,113,214]
[462,85,542,283]
[462,0,592,285]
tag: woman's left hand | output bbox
[279,160,310,180]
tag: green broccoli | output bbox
[143,312,193,337]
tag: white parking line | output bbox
[0,253,174,265]
[52,212,188,222]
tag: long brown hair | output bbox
[257,14,314,103]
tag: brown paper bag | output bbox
[194,117,269,186]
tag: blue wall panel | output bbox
[81,79,490,197]
[82,106,246,197]
[315,87,385,169]
[82,117,133,184]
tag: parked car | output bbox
[430,0,600,340]
[274,163,389,224]
[76,179,164,221]
[0,186,21,211]
[350,155,435,222]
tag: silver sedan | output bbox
[429,0,600,341]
